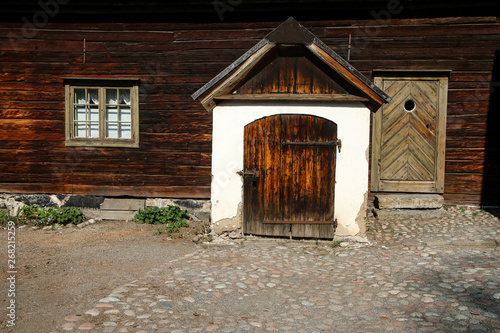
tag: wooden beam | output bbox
[263,220,334,224]
[215,93,369,102]
[198,42,276,111]
[307,43,389,107]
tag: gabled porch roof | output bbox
[192,17,391,112]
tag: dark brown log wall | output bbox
[0,16,499,205]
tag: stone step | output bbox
[373,208,449,219]
[101,198,145,211]
[375,194,444,210]
[100,210,138,220]
[100,198,145,220]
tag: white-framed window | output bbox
[64,79,139,147]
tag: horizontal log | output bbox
[0,130,65,141]
[0,109,64,120]
[446,137,486,149]
[325,23,500,38]
[173,29,267,42]
[445,160,484,174]
[70,185,211,198]
[448,89,492,103]
[447,102,490,116]
[0,183,211,199]
[443,193,482,206]
[353,60,495,72]
[1,29,175,42]
[0,119,65,132]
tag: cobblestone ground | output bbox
[58,207,500,333]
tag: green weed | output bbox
[134,205,190,235]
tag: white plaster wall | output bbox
[211,102,371,237]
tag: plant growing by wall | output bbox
[19,206,85,226]
[0,211,20,227]
[133,205,190,234]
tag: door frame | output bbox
[371,72,449,193]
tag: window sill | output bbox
[65,139,140,148]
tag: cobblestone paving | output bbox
[58,207,500,333]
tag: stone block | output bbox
[375,194,444,210]
[101,198,145,211]
[100,210,138,220]
[63,195,105,209]
[373,208,449,219]
[15,194,57,207]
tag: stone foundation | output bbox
[0,194,211,223]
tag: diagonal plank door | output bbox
[243,114,337,239]
[372,77,448,193]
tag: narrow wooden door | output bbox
[372,76,448,193]
[243,114,337,239]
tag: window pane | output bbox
[90,106,99,122]
[120,124,132,139]
[107,123,118,138]
[88,89,99,105]
[75,88,86,104]
[75,123,87,137]
[107,106,118,122]
[89,123,99,138]
[75,106,87,121]
[119,89,131,105]
[106,89,118,105]
[120,106,131,122]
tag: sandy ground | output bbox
[0,220,199,333]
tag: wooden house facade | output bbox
[0,0,499,238]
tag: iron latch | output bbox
[237,169,260,186]
[237,169,260,178]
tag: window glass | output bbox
[75,123,86,138]
[106,89,118,105]
[119,89,131,105]
[107,106,118,122]
[88,89,98,105]
[75,88,86,104]
[120,107,131,122]
[89,123,99,138]
[120,124,132,139]
[90,106,99,122]
[107,123,119,139]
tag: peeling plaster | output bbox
[334,192,369,243]
[355,191,369,238]
[212,202,242,234]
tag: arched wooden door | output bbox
[242,114,338,239]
